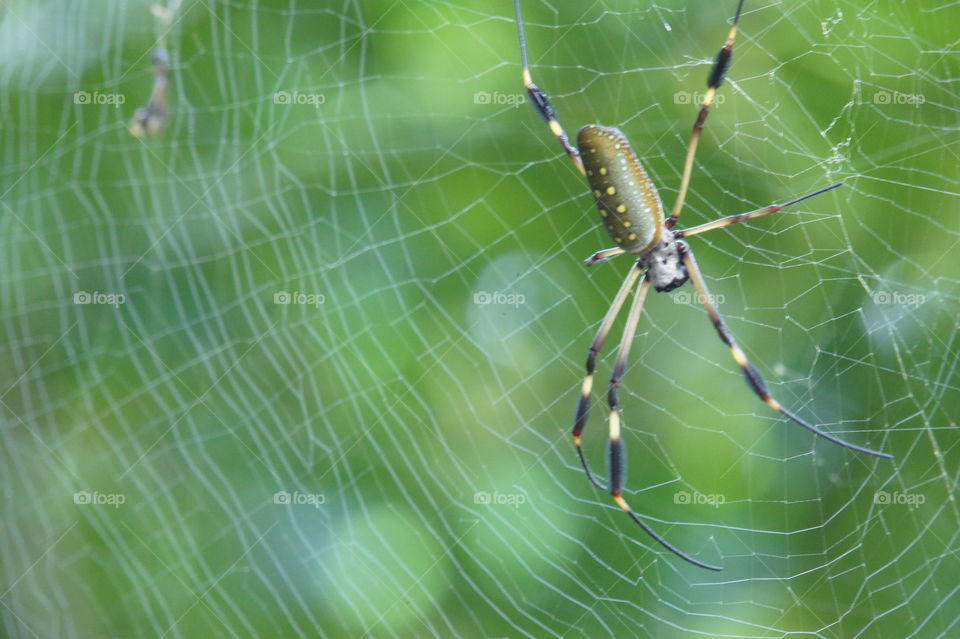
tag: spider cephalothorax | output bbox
[640,237,688,293]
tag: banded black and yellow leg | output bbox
[584,247,626,267]
[677,182,845,239]
[605,275,722,570]
[680,246,893,459]
[573,261,644,489]
[665,0,745,230]
[514,0,586,175]
[605,275,650,456]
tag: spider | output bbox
[514,0,892,571]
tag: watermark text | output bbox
[474,491,526,507]
[674,490,725,507]
[273,490,326,508]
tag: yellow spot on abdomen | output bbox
[606,186,616,195]
[599,167,608,176]
[616,204,626,213]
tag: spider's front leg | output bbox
[572,261,643,488]
[603,273,722,570]
[678,243,892,459]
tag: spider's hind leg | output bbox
[514,0,585,174]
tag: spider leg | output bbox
[680,246,892,459]
[584,247,626,266]
[665,0,745,230]
[514,0,585,175]
[605,274,722,570]
[677,182,844,239]
[573,261,644,489]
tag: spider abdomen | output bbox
[578,125,663,255]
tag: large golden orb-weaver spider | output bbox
[515,0,892,570]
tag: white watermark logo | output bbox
[74,91,126,107]
[274,291,325,307]
[874,491,925,506]
[473,291,526,307]
[672,290,724,306]
[73,491,126,508]
[474,91,525,107]
[873,90,925,106]
[674,91,725,106]
[74,291,126,307]
[273,490,326,508]
[273,91,326,107]
[871,291,925,308]
[674,490,725,507]
[474,490,526,507]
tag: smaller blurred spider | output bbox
[514,0,892,571]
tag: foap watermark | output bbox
[473,291,525,308]
[273,490,326,508]
[873,90,925,106]
[474,91,525,107]
[671,290,724,306]
[874,490,925,507]
[872,291,925,308]
[274,291,325,307]
[273,91,326,107]
[74,91,126,107]
[73,491,126,508]
[674,91,725,106]
[74,291,126,307]
[474,490,526,507]
[674,490,725,507]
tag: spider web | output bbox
[2,0,958,637]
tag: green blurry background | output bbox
[2,0,957,637]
